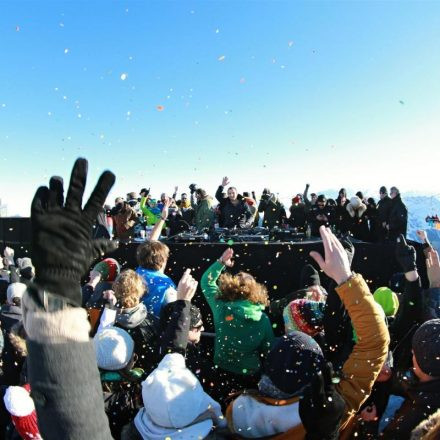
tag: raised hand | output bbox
[161,197,172,220]
[102,289,117,307]
[219,248,234,267]
[176,269,198,301]
[30,158,118,307]
[221,176,230,187]
[3,246,15,265]
[309,226,352,285]
[395,234,417,273]
[426,249,440,288]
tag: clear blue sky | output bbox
[1,1,440,215]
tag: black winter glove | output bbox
[299,362,345,440]
[340,235,355,268]
[395,234,417,273]
[30,158,118,308]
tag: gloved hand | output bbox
[339,235,355,267]
[396,234,417,273]
[299,362,345,440]
[30,158,118,308]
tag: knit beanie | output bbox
[93,258,120,282]
[3,385,42,440]
[412,319,440,377]
[292,195,301,205]
[373,287,399,317]
[299,264,320,289]
[283,299,325,336]
[93,327,135,371]
[350,196,362,209]
[264,332,324,396]
[7,282,27,304]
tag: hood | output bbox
[1,304,23,319]
[224,300,265,322]
[116,303,147,329]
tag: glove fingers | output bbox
[65,158,88,212]
[49,176,65,208]
[31,186,49,217]
[91,238,118,261]
[83,170,115,223]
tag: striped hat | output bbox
[93,258,120,282]
[283,299,325,336]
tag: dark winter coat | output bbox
[0,305,23,386]
[334,199,351,234]
[308,205,334,236]
[377,195,393,241]
[114,304,161,375]
[215,186,252,228]
[389,195,408,241]
[288,203,307,231]
[257,197,286,229]
[382,378,440,439]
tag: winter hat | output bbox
[380,186,388,195]
[283,299,325,336]
[16,257,35,280]
[349,196,362,209]
[138,353,224,431]
[373,287,399,317]
[93,327,135,371]
[7,282,27,304]
[3,385,42,440]
[93,258,120,282]
[299,264,320,288]
[412,319,440,377]
[264,332,325,396]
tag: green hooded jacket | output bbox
[201,261,275,375]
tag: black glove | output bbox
[299,362,345,440]
[30,158,118,308]
[189,183,197,194]
[340,235,355,267]
[395,234,417,273]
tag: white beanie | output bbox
[3,386,34,416]
[93,327,134,371]
[7,283,27,304]
[350,196,362,209]
[140,353,224,429]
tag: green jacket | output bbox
[140,196,161,226]
[201,261,275,375]
[191,195,215,231]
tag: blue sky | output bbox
[1,1,440,215]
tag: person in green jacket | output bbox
[191,188,215,231]
[201,248,275,378]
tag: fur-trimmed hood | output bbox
[347,197,367,218]
[410,408,440,440]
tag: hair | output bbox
[390,186,400,195]
[9,321,27,357]
[338,188,347,197]
[112,269,146,308]
[12,297,21,308]
[228,186,237,192]
[311,193,317,197]
[356,191,364,200]
[317,194,326,203]
[136,241,170,270]
[217,272,269,306]
[195,188,207,199]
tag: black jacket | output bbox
[114,304,161,376]
[257,197,286,229]
[215,186,252,228]
[388,195,408,241]
[377,196,393,241]
[382,378,440,439]
[334,200,351,234]
[308,205,334,236]
[0,305,23,386]
[288,204,307,231]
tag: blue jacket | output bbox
[136,267,176,317]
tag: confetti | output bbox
[15,25,20,32]
[240,77,246,84]
[227,239,234,245]
[120,72,128,81]
[156,105,165,112]
[288,40,294,47]
[64,48,69,54]
[225,315,234,321]
[218,55,226,61]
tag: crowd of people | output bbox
[0,158,438,440]
[107,179,408,243]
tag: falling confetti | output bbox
[225,315,234,321]
[156,105,165,112]
[64,48,69,54]
[399,100,405,105]
[288,40,294,47]
[15,25,20,32]
[120,72,128,81]
[240,77,246,84]
[218,55,226,61]
[227,239,234,245]
[215,28,220,34]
